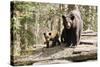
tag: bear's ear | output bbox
[43,33,46,36]
[49,32,51,36]
[62,15,66,19]
[70,14,75,21]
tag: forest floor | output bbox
[12,32,97,66]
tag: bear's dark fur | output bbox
[61,9,83,47]
[43,30,60,48]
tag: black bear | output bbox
[61,9,83,48]
[43,30,60,48]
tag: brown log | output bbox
[12,45,97,65]
[70,45,97,62]
[81,32,97,36]
[80,40,97,45]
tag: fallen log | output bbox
[67,50,97,62]
[81,32,97,36]
[80,40,97,45]
[70,45,97,62]
[12,45,97,66]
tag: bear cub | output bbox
[43,30,60,48]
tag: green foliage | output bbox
[80,5,97,31]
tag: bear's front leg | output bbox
[72,31,80,47]
[46,41,49,48]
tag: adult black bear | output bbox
[43,30,60,48]
[61,9,83,47]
